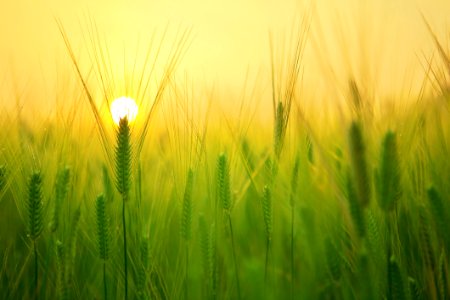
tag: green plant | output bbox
[114,117,132,300]
[217,153,241,299]
[95,194,110,300]
[375,131,401,212]
[181,168,194,299]
[348,121,371,208]
[26,171,44,299]
[50,166,71,233]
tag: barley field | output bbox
[1,1,450,299]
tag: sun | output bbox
[110,96,138,125]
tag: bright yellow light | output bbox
[110,96,138,125]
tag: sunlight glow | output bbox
[111,96,138,125]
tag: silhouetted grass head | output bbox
[115,117,132,200]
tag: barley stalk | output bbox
[289,154,300,298]
[181,168,194,299]
[51,166,70,233]
[96,194,110,300]
[115,117,132,299]
[375,131,401,212]
[27,171,43,299]
[216,153,240,299]
[348,121,371,207]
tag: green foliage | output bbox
[0,165,6,191]
[148,266,168,300]
[290,154,300,207]
[388,256,406,300]
[181,169,194,241]
[137,237,150,299]
[102,164,114,203]
[427,187,449,250]
[51,166,71,232]
[438,250,449,299]
[408,277,423,300]
[2,26,450,299]
[56,240,69,300]
[306,134,314,164]
[66,207,81,287]
[262,185,273,241]
[27,171,44,241]
[325,237,342,282]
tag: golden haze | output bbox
[0,0,449,116]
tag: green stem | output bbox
[33,240,38,300]
[122,199,128,300]
[228,215,241,300]
[290,204,295,300]
[185,244,189,299]
[103,261,108,300]
[265,237,271,286]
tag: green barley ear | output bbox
[27,171,44,241]
[348,121,371,207]
[376,131,401,212]
[274,101,284,158]
[115,117,132,200]
[217,153,231,211]
[95,194,110,261]
[181,169,194,241]
[262,185,273,241]
[264,157,277,184]
[115,117,132,299]
[366,210,383,267]
[27,171,44,298]
[51,166,71,233]
[388,256,406,300]
[346,170,365,238]
[218,154,241,298]
[427,187,449,249]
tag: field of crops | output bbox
[1,11,450,300]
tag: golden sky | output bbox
[1,0,449,113]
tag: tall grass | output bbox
[115,117,132,300]
[26,171,44,299]
[0,16,450,300]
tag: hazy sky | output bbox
[1,0,449,112]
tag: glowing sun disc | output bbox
[111,97,138,125]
